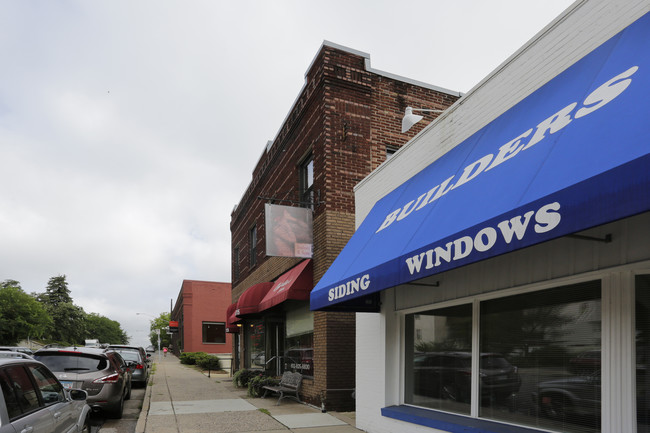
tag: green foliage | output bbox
[232,369,260,388]
[85,313,128,344]
[247,373,278,397]
[179,352,220,370]
[37,275,86,345]
[232,369,244,387]
[196,354,220,371]
[0,281,53,345]
[2,276,129,347]
[180,351,203,365]
[149,312,172,348]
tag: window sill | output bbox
[381,406,545,433]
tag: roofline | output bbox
[234,40,464,212]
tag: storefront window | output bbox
[480,281,601,432]
[636,274,650,431]
[284,304,314,377]
[202,322,225,344]
[405,304,472,414]
[405,281,601,432]
[247,320,265,369]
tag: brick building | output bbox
[170,280,234,368]
[229,41,460,411]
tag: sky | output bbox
[0,0,575,348]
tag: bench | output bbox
[262,371,303,405]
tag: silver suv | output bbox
[0,352,90,432]
[34,347,132,418]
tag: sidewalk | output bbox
[136,354,363,433]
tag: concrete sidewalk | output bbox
[136,354,363,433]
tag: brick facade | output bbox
[230,41,460,410]
[170,280,233,356]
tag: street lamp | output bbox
[136,313,161,362]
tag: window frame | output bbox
[202,321,226,344]
[392,265,649,432]
[299,154,314,209]
[249,225,257,268]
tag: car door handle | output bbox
[54,411,62,419]
[20,426,34,433]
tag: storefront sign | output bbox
[310,12,650,311]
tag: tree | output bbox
[149,312,172,348]
[0,280,53,345]
[37,275,87,345]
[85,313,129,344]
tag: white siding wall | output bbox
[355,1,650,432]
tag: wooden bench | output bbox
[262,371,303,405]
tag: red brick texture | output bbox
[230,43,459,410]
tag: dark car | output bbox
[413,352,521,403]
[0,351,91,433]
[108,348,149,387]
[34,346,132,418]
[108,345,150,364]
[534,371,601,423]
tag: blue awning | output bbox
[311,12,650,311]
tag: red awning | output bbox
[225,303,240,333]
[235,282,274,316]
[259,260,313,312]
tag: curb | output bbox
[135,371,154,433]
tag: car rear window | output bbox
[114,351,140,362]
[34,353,108,372]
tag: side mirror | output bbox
[69,389,88,401]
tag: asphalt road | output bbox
[90,384,146,433]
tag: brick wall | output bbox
[230,41,460,410]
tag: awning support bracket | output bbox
[568,233,613,243]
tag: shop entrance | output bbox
[266,320,285,376]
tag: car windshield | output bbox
[35,353,108,371]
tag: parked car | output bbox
[533,371,601,422]
[0,346,34,356]
[108,348,149,387]
[108,345,150,365]
[0,351,91,432]
[145,345,155,354]
[413,352,521,403]
[34,346,132,418]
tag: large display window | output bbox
[405,280,601,433]
[284,304,314,377]
[246,320,265,369]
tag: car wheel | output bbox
[541,393,571,421]
[109,395,125,419]
[80,413,91,433]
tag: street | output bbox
[90,379,146,433]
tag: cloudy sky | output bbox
[0,1,574,347]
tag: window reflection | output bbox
[406,304,472,414]
[405,281,602,432]
[481,281,601,432]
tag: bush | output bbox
[180,351,207,365]
[232,369,261,388]
[247,373,278,397]
[196,354,220,371]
